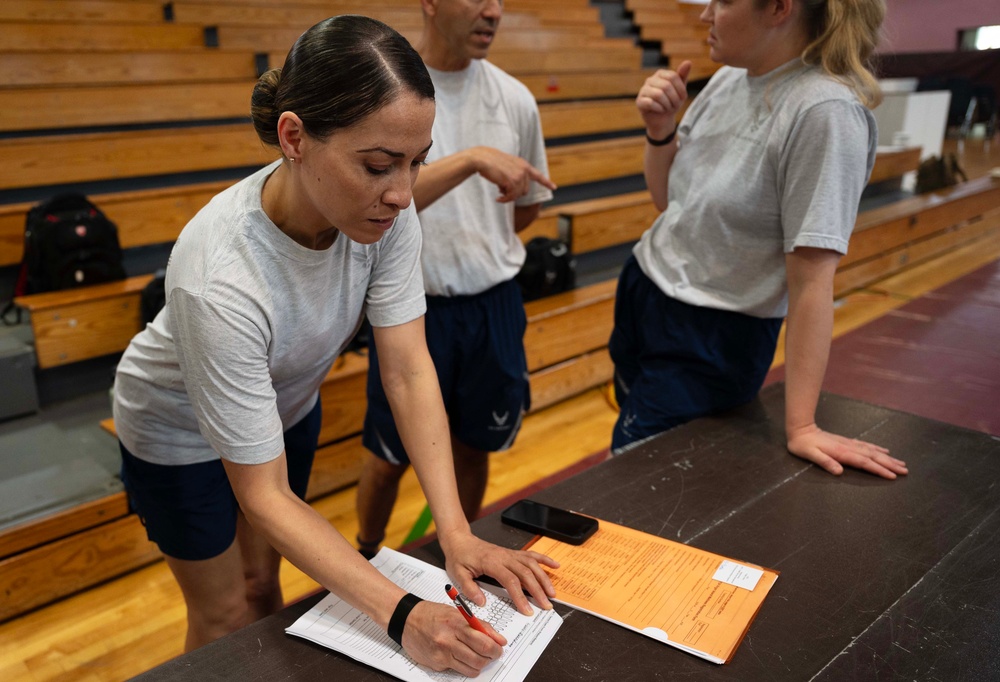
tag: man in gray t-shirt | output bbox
[357,0,557,555]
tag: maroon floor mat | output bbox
[769,260,1000,436]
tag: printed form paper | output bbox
[286,547,562,682]
[526,520,778,664]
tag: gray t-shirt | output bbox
[420,60,553,297]
[114,161,426,466]
[634,63,877,318]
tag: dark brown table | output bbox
[136,384,1000,681]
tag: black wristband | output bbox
[645,129,677,146]
[387,593,423,647]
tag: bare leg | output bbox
[164,541,249,652]
[355,453,409,553]
[235,510,284,621]
[451,436,489,522]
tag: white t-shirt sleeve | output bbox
[169,287,285,464]
[778,98,876,254]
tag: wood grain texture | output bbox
[0,0,164,23]
[0,514,161,622]
[529,348,614,411]
[564,192,659,253]
[316,353,368,447]
[29,295,144,368]
[0,82,255,133]
[304,436,367,501]
[0,51,262,87]
[521,70,652,101]
[0,493,129,559]
[834,210,1000,296]
[0,23,207,52]
[868,146,922,183]
[539,98,644,139]
[546,136,646,186]
[0,124,274,189]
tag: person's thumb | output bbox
[677,60,693,84]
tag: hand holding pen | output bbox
[447,584,507,645]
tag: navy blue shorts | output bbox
[609,255,782,452]
[120,397,322,561]
[363,279,530,465]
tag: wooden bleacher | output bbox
[5,166,998,622]
[0,0,648,622]
[3,0,997,627]
[2,145,926,371]
[626,0,719,81]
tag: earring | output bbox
[288,156,297,163]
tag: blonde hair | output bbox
[797,0,885,108]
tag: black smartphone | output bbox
[500,499,599,545]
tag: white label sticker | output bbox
[712,560,763,591]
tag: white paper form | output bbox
[285,547,562,682]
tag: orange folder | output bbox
[526,518,778,664]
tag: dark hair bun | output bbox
[250,68,282,147]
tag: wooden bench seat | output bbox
[0,132,645,267]
[0,50,649,93]
[639,34,707,56]
[0,0,602,28]
[223,25,613,52]
[630,8,689,26]
[0,82,255,133]
[626,0,696,9]
[1,80,641,137]
[868,146,922,184]
[0,126,648,191]
[556,190,660,253]
[539,98,644,139]
[168,1,601,28]
[520,69,653,101]
[13,275,154,368]
[0,50,263,87]
[0,123,275,190]
[0,22,209,52]
[265,46,644,74]
[835,176,1000,295]
[8,63,648,98]
[0,0,164,23]
[639,24,704,43]
[547,136,646,187]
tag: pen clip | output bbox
[445,584,474,616]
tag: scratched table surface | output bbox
[136,385,1000,681]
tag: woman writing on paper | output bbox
[112,16,555,675]
[611,0,908,479]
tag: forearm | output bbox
[783,280,834,437]
[228,465,406,630]
[644,135,679,212]
[513,203,541,232]
[413,149,478,211]
[380,350,471,543]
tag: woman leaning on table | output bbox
[112,15,555,675]
[611,0,909,479]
